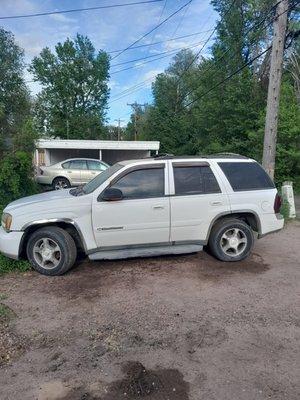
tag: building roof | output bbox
[36,139,160,151]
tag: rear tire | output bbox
[52,177,70,190]
[26,226,77,276]
[209,218,254,262]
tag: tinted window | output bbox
[62,161,70,169]
[111,168,164,199]
[218,162,274,191]
[87,160,107,171]
[173,165,221,195]
[69,160,87,170]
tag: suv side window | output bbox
[218,162,274,191]
[110,167,164,199]
[69,160,88,170]
[87,160,107,171]
[173,165,221,195]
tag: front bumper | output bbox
[0,227,24,260]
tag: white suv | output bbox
[0,155,284,276]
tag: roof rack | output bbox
[152,152,248,160]
[206,153,249,159]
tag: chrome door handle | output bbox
[153,205,164,210]
[210,201,222,206]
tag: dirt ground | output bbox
[0,221,299,400]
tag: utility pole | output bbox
[114,118,124,141]
[262,0,289,179]
[127,102,147,140]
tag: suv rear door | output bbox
[92,162,170,248]
[169,161,230,243]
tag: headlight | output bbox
[1,213,12,232]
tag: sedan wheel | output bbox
[53,177,70,190]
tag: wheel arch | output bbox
[206,211,261,242]
[19,219,87,259]
[52,175,71,186]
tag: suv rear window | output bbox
[218,162,274,191]
[173,165,221,195]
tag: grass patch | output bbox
[0,254,31,275]
[0,303,15,323]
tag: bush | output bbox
[0,254,31,275]
[0,151,39,211]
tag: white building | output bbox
[35,139,160,166]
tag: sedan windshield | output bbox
[81,163,123,194]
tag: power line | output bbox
[111,39,208,67]
[0,0,163,20]
[110,40,213,75]
[175,0,237,86]
[185,46,272,108]
[183,0,296,103]
[107,28,214,53]
[110,0,194,60]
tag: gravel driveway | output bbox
[0,221,299,400]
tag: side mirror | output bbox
[101,187,123,201]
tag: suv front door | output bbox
[92,163,170,248]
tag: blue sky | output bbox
[0,0,218,126]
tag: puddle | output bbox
[103,362,190,400]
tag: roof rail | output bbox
[206,153,249,159]
[152,152,249,160]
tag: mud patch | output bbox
[194,252,269,282]
[103,362,190,400]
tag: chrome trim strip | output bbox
[97,226,124,231]
[21,218,88,252]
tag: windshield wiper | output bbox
[70,186,85,196]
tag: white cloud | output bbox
[49,13,77,23]
[143,69,163,82]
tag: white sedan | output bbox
[35,158,109,190]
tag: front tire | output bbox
[52,177,70,190]
[26,227,77,276]
[209,218,254,262]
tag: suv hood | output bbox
[5,189,73,212]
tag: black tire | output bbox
[52,177,70,190]
[208,218,254,262]
[26,226,77,276]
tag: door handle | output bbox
[153,205,164,210]
[210,201,222,206]
[67,171,72,173]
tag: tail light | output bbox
[274,193,282,213]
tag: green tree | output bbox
[0,27,30,153]
[30,34,110,140]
